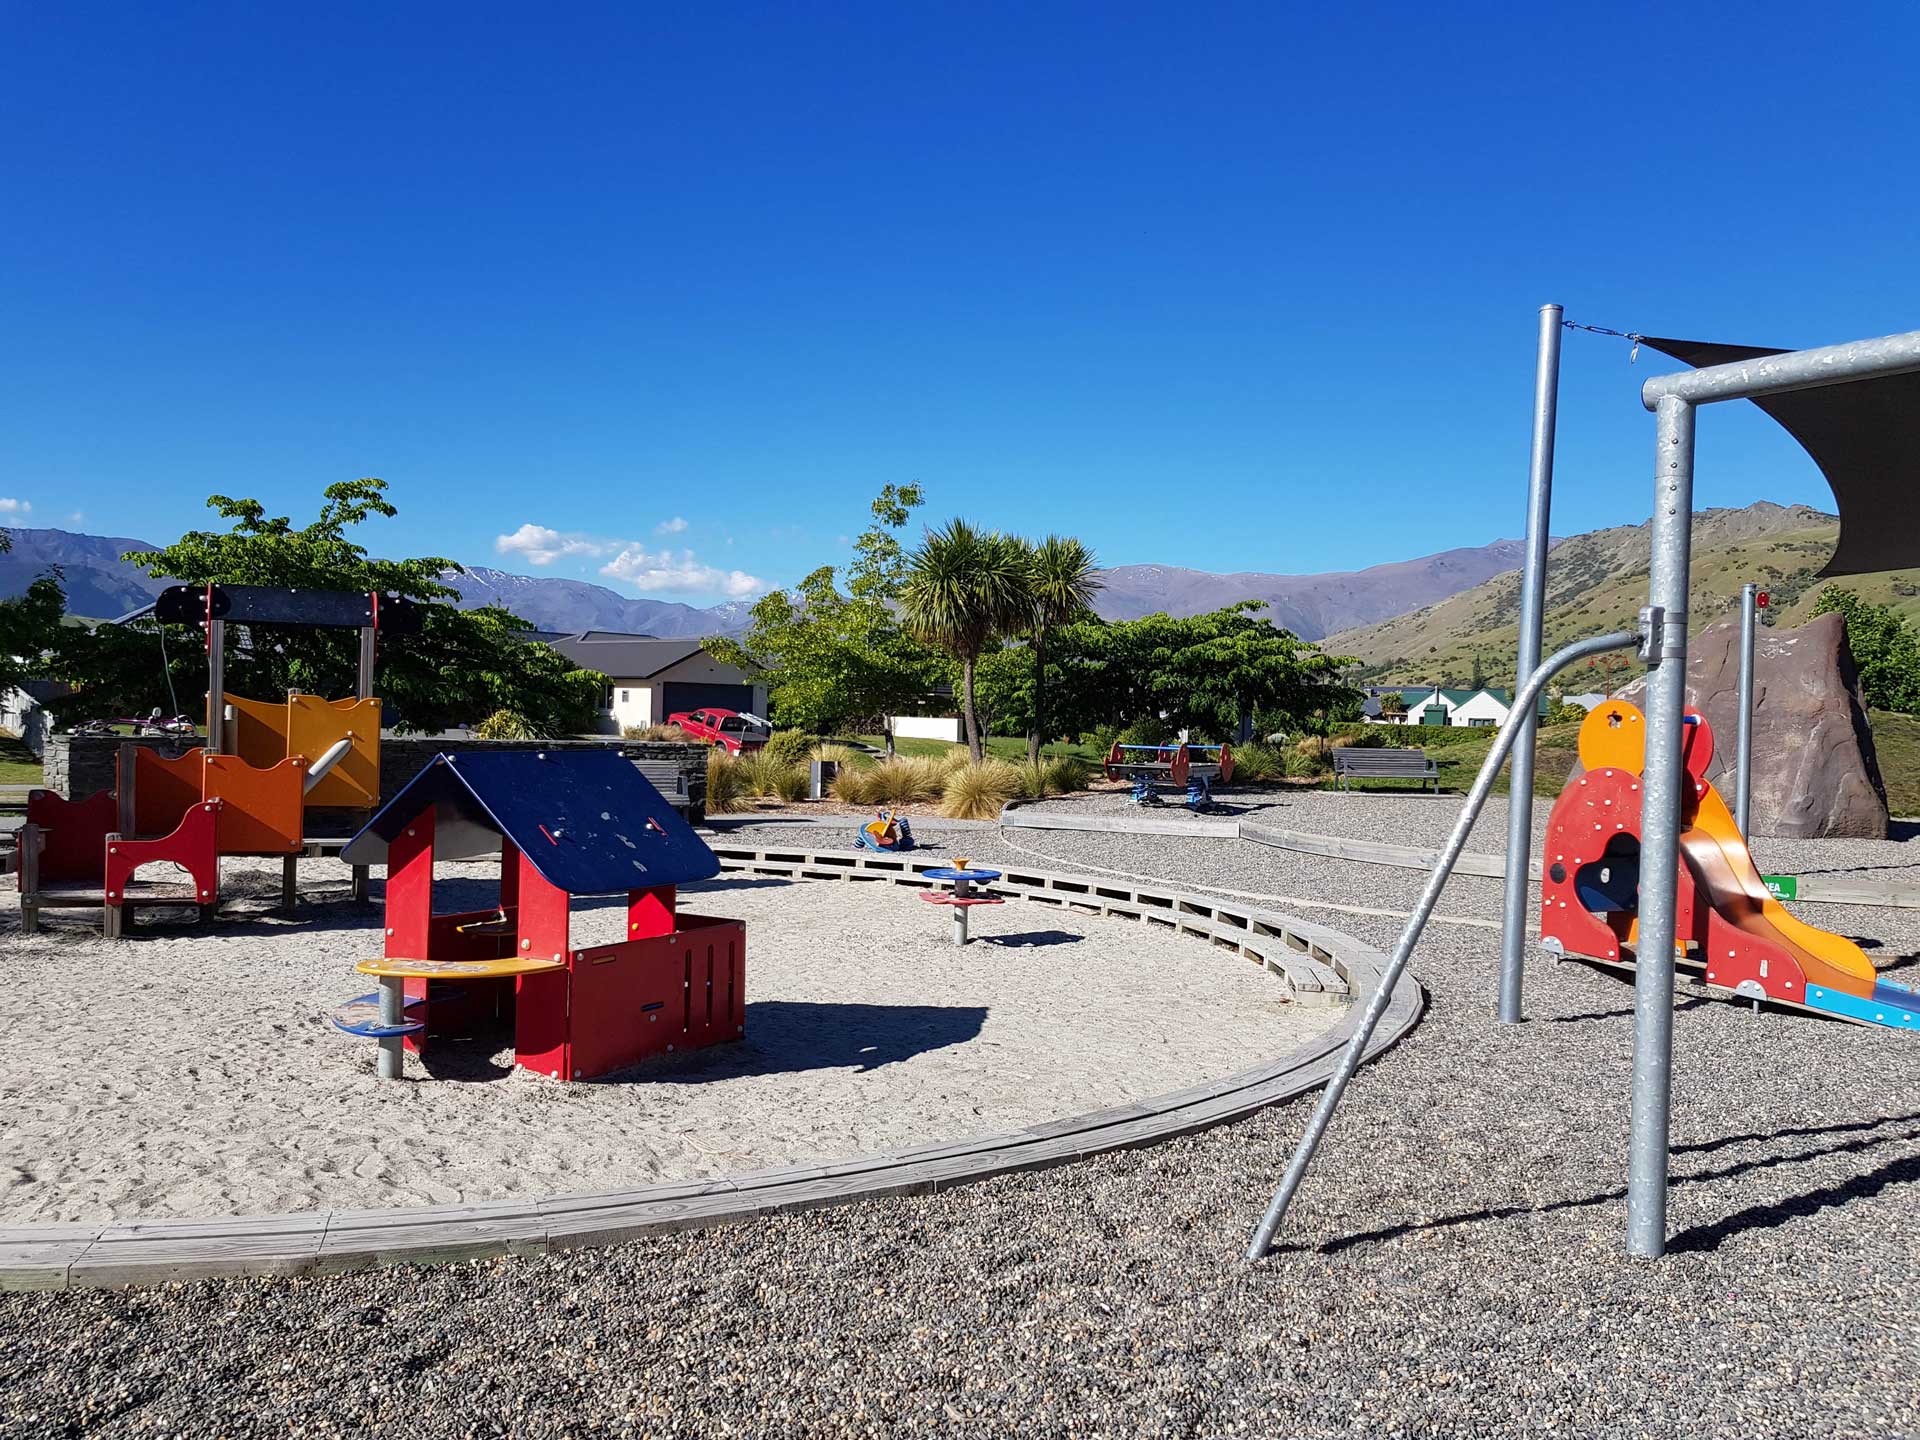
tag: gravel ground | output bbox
[4,826,1918,1437]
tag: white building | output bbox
[547,632,768,735]
[1361,685,1545,729]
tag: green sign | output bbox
[1762,875,1799,900]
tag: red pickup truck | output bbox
[667,707,769,754]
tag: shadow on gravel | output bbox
[977,930,1082,948]
[1670,1149,1920,1254]
[1308,1126,1920,1257]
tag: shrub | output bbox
[1227,741,1287,782]
[866,756,947,805]
[472,709,537,740]
[762,729,816,767]
[1287,735,1333,778]
[1042,755,1089,794]
[939,759,1023,819]
[1118,718,1173,749]
[737,749,809,802]
[1085,723,1122,758]
[809,741,864,767]
[706,749,751,813]
[831,765,877,805]
[624,722,692,741]
[1544,701,1589,727]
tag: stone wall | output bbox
[42,734,710,824]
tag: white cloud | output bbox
[0,498,30,515]
[600,544,765,599]
[494,523,615,566]
[68,511,85,525]
[654,516,688,535]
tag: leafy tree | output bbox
[44,480,604,735]
[708,485,946,747]
[1810,587,1920,714]
[901,520,1032,761]
[0,573,67,699]
[1035,604,1357,743]
[1020,534,1102,763]
[1378,690,1407,722]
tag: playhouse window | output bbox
[621,689,630,703]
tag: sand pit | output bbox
[0,860,1338,1225]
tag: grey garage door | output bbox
[660,681,756,717]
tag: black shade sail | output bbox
[1637,335,1920,578]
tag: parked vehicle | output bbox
[666,707,769,754]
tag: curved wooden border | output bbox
[0,848,1422,1291]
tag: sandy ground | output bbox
[0,858,1335,1225]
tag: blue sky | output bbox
[3,3,1916,605]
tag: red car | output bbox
[667,707,769,754]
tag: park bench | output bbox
[1333,746,1439,793]
[632,757,697,817]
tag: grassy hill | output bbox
[1324,501,1920,689]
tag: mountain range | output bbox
[1,504,1877,671]
[0,526,1550,641]
[1322,501,1892,687]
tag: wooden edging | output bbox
[0,847,1421,1291]
[1003,801,1920,909]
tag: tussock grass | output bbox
[939,759,1023,820]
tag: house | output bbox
[1361,684,1549,729]
[1,679,67,756]
[546,632,768,735]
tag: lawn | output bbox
[1309,721,1585,797]
[1869,709,1920,817]
[0,730,43,785]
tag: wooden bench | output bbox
[1332,747,1439,793]
[632,758,697,817]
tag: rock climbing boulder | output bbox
[1610,611,1887,839]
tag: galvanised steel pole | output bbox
[1497,304,1562,1023]
[1626,393,1697,1260]
[1246,628,1638,1261]
[1736,583,1757,836]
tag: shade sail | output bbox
[1638,335,1920,578]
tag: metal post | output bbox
[377,977,405,1080]
[1498,303,1562,1023]
[1735,583,1757,836]
[356,625,377,700]
[1626,394,1697,1261]
[1247,629,1638,1260]
[952,876,971,946]
[205,618,227,754]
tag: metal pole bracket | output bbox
[1638,606,1687,666]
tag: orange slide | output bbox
[1541,700,1918,1032]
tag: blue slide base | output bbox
[1803,982,1920,1033]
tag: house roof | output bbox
[546,632,712,679]
[340,749,720,893]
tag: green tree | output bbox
[708,485,946,747]
[0,573,67,699]
[1810,587,1920,714]
[1378,690,1407,723]
[45,480,604,735]
[901,519,1032,761]
[1020,534,1102,763]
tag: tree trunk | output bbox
[1027,628,1047,766]
[961,656,984,763]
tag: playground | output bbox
[0,852,1337,1225]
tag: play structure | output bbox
[918,860,1003,945]
[1102,741,1234,809]
[333,748,745,1081]
[17,585,417,936]
[854,807,915,852]
[1252,319,1920,1263]
[1540,701,1920,1031]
